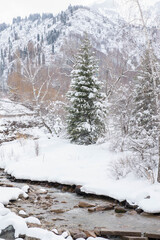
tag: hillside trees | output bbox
[67,36,106,144]
[128,51,159,181]
[108,0,160,182]
[128,0,160,182]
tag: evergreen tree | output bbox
[129,50,158,173]
[67,37,106,145]
[131,50,158,138]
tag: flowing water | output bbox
[1,170,160,235]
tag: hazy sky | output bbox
[0,0,93,24]
[0,0,159,24]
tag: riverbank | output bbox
[0,135,160,214]
[1,169,160,240]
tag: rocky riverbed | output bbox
[1,170,160,240]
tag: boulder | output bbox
[125,201,138,209]
[70,230,87,239]
[0,225,15,240]
[115,206,127,213]
[78,201,95,208]
[75,185,83,195]
[84,230,97,238]
[135,208,143,214]
[88,208,96,212]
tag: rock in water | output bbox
[0,225,15,240]
[115,206,127,213]
[78,201,95,208]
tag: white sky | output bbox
[0,0,94,24]
[0,0,159,24]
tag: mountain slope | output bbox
[0,5,159,94]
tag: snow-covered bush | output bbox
[109,152,157,183]
[44,100,66,136]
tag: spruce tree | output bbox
[131,50,158,138]
[130,50,158,172]
[67,37,106,145]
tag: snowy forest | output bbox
[0,0,160,239]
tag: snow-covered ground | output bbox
[0,99,33,116]
[0,133,160,214]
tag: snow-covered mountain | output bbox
[91,0,160,26]
[148,1,160,26]
[90,0,119,20]
[0,4,159,92]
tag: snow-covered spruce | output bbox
[67,36,106,145]
[129,50,159,180]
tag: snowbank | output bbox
[0,187,28,205]
[0,98,33,116]
[0,136,160,213]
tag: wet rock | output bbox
[51,209,66,214]
[43,206,48,210]
[75,185,82,195]
[135,208,143,214]
[115,206,127,213]
[0,225,15,239]
[88,207,96,212]
[6,183,15,187]
[19,233,26,239]
[95,204,115,212]
[78,201,95,208]
[45,194,51,199]
[84,230,97,238]
[0,182,5,186]
[125,201,138,209]
[70,230,87,239]
[62,186,69,192]
[68,187,75,193]
[73,205,79,208]
[37,196,41,201]
[94,228,101,237]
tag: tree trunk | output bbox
[157,135,160,182]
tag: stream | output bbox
[1,170,160,238]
